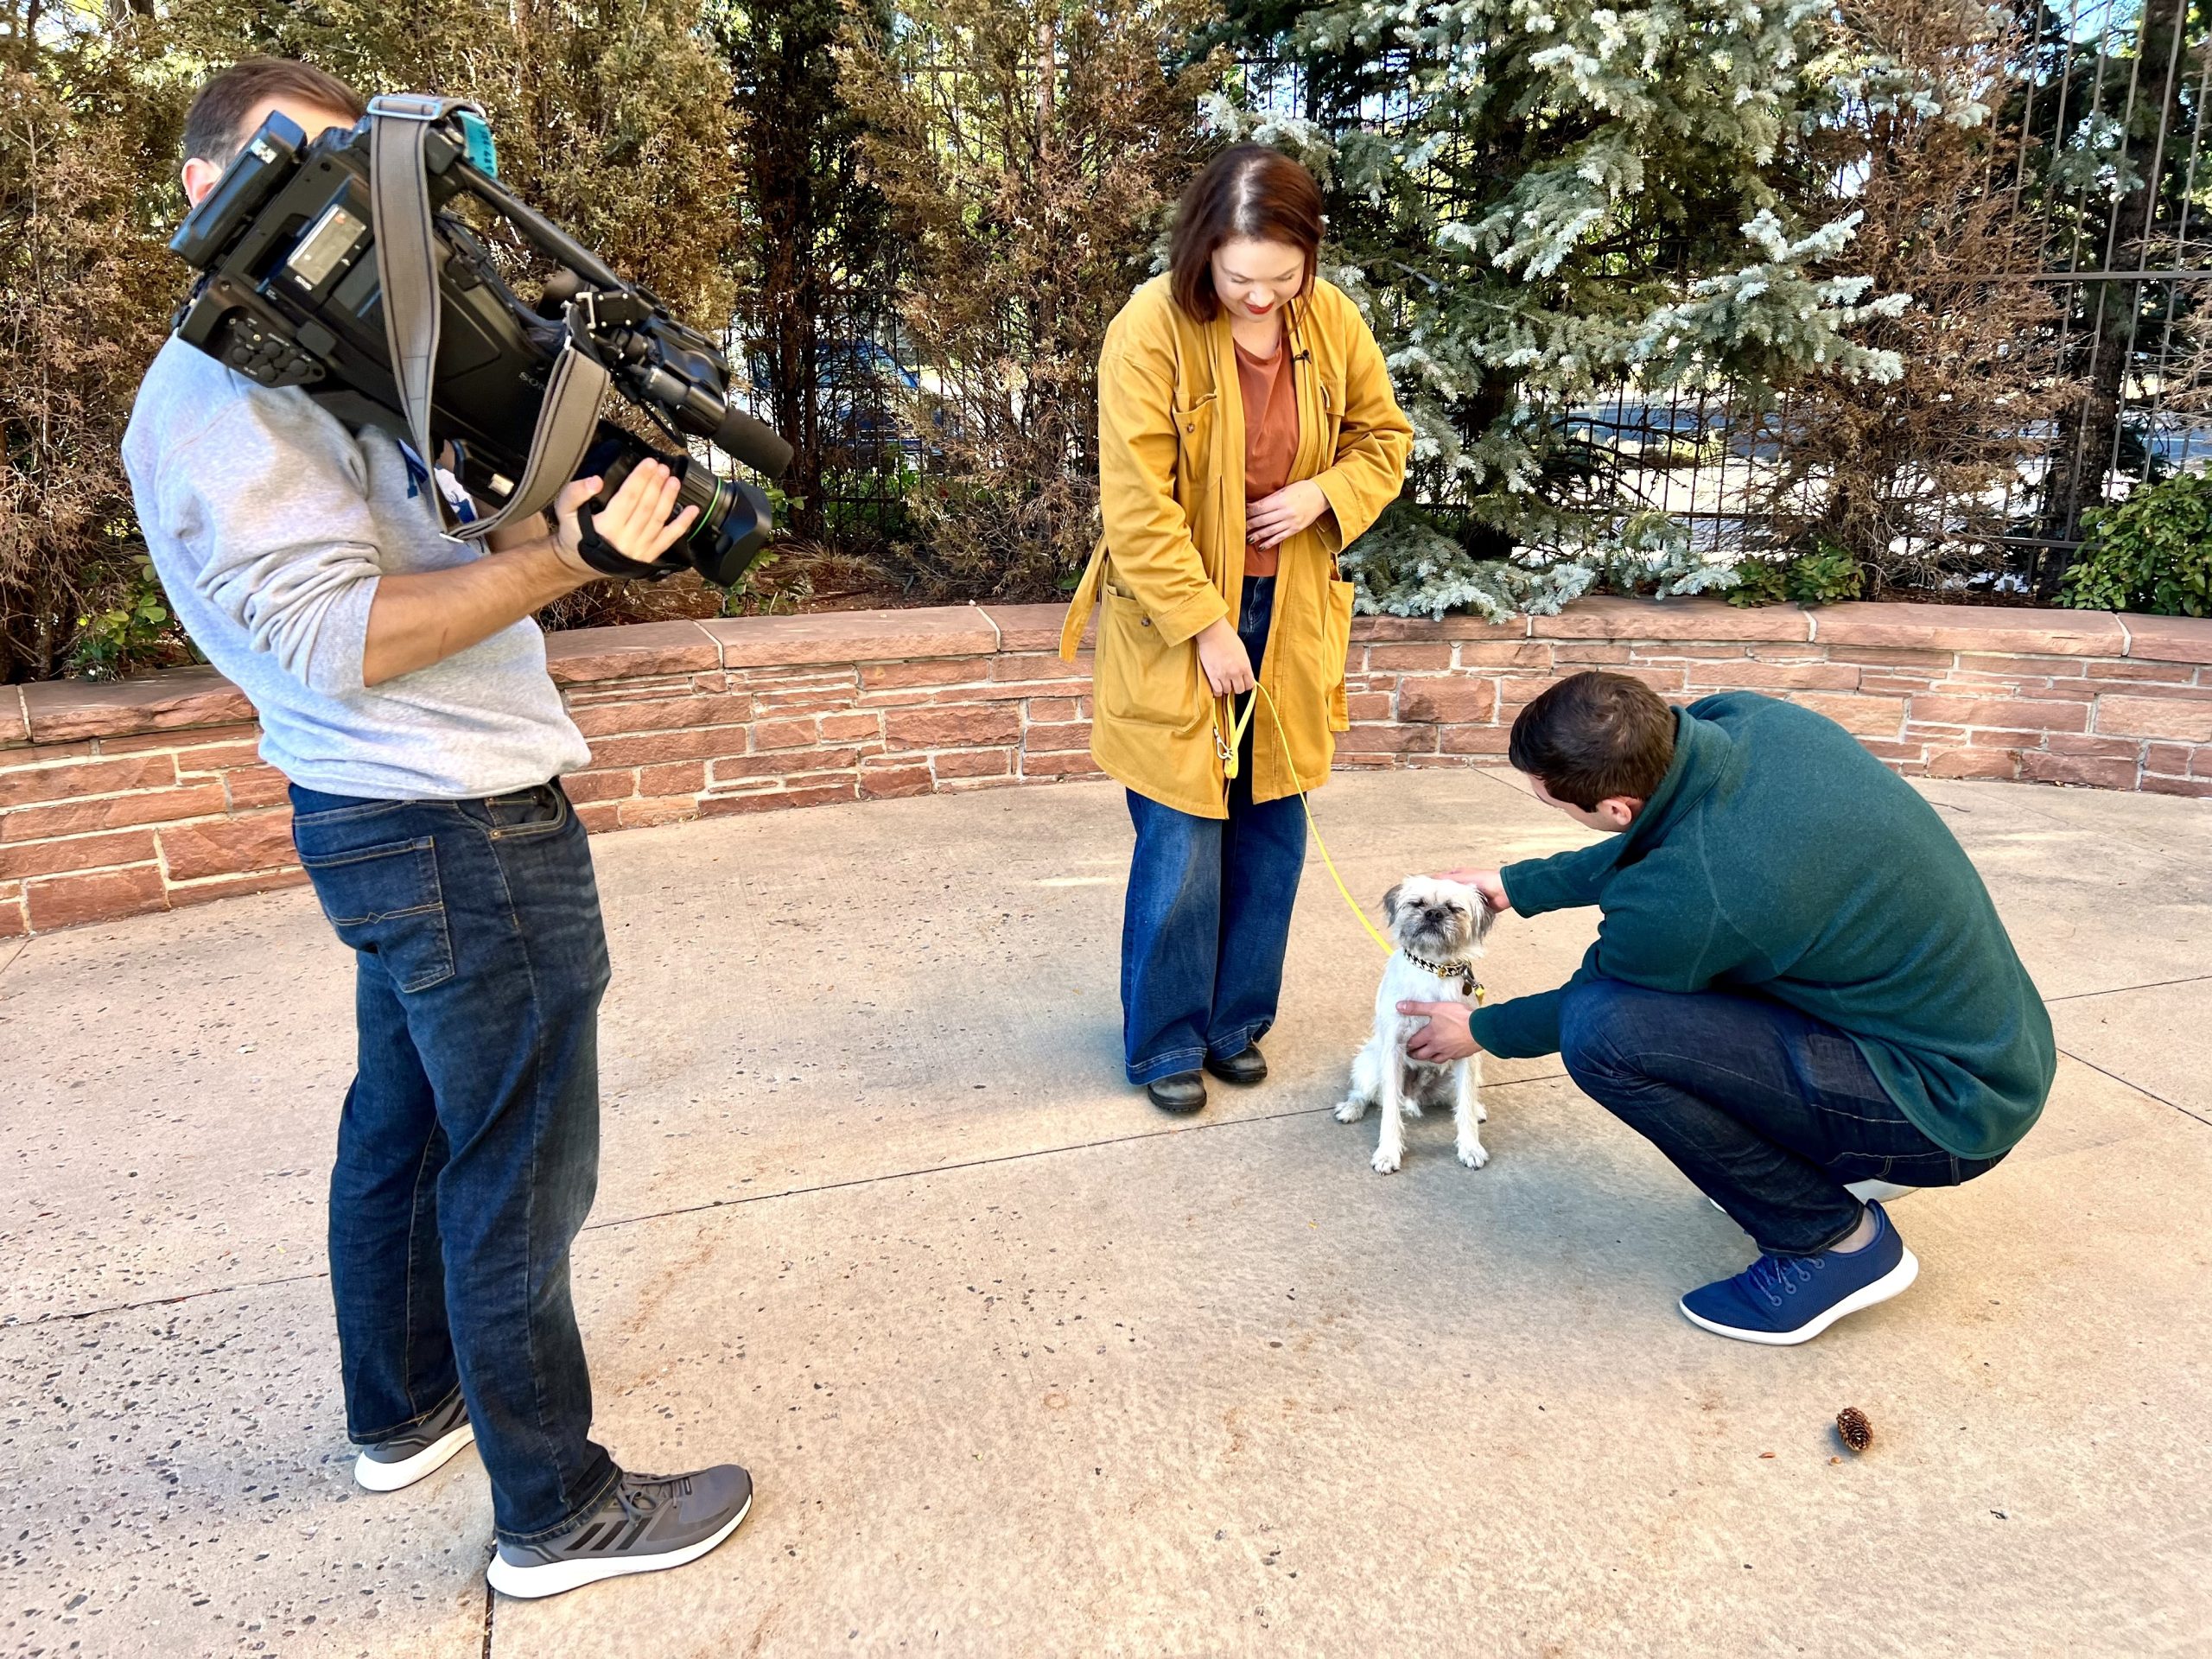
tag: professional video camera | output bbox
[167,95,791,585]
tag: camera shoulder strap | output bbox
[368,94,608,543]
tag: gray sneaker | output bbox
[486,1465,754,1600]
[353,1391,475,1492]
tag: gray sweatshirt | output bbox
[121,335,591,799]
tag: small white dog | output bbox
[1336,876,1495,1174]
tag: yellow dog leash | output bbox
[1213,680,1486,1006]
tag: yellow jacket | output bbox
[1060,276,1413,817]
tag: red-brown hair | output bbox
[1167,144,1324,323]
[182,58,367,168]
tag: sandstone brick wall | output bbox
[3,596,2208,937]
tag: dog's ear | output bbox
[1470,893,1497,946]
[1381,882,1403,924]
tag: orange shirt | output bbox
[1234,337,1300,578]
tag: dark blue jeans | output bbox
[1122,576,1308,1084]
[1559,980,2005,1255]
[289,779,618,1543]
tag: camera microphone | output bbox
[714,404,794,480]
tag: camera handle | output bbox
[367,94,610,543]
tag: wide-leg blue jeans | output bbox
[1122,576,1308,1084]
[290,779,620,1543]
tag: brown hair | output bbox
[183,58,367,169]
[1508,671,1677,809]
[1167,144,1324,323]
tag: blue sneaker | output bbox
[1679,1202,1919,1345]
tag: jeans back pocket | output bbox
[296,835,456,993]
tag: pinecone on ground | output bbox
[1835,1407,1873,1452]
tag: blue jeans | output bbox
[1121,577,1308,1084]
[1560,980,2006,1255]
[289,779,619,1543]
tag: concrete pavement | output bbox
[3,770,2207,1656]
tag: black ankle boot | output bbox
[1146,1072,1207,1114]
[1205,1046,1268,1086]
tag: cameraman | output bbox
[122,58,752,1599]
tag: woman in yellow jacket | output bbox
[1060,145,1413,1113]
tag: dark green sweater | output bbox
[1467,692,2055,1159]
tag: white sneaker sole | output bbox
[1678,1249,1920,1346]
[486,1491,753,1600]
[353,1421,476,1492]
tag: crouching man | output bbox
[1402,671,2054,1344]
[124,57,751,1596]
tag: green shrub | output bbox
[2058,472,2212,616]
[1727,542,1866,608]
[67,555,189,681]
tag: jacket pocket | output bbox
[295,834,455,994]
[1097,587,1205,733]
[1322,577,1356,732]
[1173,391,1219,486]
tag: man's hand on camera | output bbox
[552,461,699,578]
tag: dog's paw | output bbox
[1399,1098,1423,1119]
[1456,1141,1490,1169]
[1370,1144,1403,1174]
[1333,1096,1370,1124]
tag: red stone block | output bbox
[703,608,998,669]
[1022,751,1104,777]
[22,667,255,743]
[819,712,885,742]
[1344,692,1394,722]
[616,795,700,829]
[862,658,980,690]
[860,763,935,800]
[1440,725,1513,754]
[980,602,1087,652]
[0,689,25,748]
[1025,698,1083,723]
[159,812,296,882]
[1366,644,1453,671]
[565,694,753,739]
[562,769,639,804]
[0,752,180,810]
[586,728,753,770]
[1399,679,1497,723]
[2123,613,2212,666]
[2087,659,2195,683]
[992,652,1092,683]
[1926,747,2022,780]
[24,863,167,930]
[697,782,858,817]
[1855,739,1928,766]
[224,767,292,810]
[2144,743,2194,775]
[99,721,260,756]
[2046,733,2146,760]
[0,782,228,844]
[2094,694,2212,742]
[1455,642,1554,668]
[172,741,265,774]
[575,802,622,832]
[709,748,861,783]
[754,717,823,751]
[0,830,160,881]
[1815,603,2126,658]
[1690,661,1861,691]
[2021,751,2138,789]
[1025,723,1094,753]
[934,748,1012,779]
[0,885,24,937]
[1336,723,1437,754]
[2142,772,2212,797]
[886,704,1023,750]
[542,621,720,686]
[1790,694,1906,737]
[1908,695,2089,733]
[1533,596,1811,643]
[638,760,707,797]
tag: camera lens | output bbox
[672,460,772,587]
